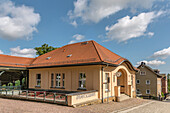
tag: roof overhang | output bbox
[0,66,27,71]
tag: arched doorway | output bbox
[117,69,128,95]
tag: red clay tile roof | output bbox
[0,54,35,68]
[29,40,131,68]
[0,40,137,71]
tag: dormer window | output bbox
[67,54,72,57]
[46,57,51,60]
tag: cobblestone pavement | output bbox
[118,100,170,113]
[0,98,149,113]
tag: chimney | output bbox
[141,62,146,66]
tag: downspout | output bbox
[101,64,109,103]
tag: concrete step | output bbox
[120,94,131,101]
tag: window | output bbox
[51,73,54,87]
[136,79,140,84]
[140,71,146,75]
[36,74,41,87]
[56,73,61,87]
[136,89,140,94]
[131,75,133,86]
[79,73,86,89]
[113,75,115,82]
[62,73,65,88]
[146,80,150,85]
[146,89,150,94]
[105,73,109,91]
[105,73,109,82]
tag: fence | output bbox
[0,89,68,105]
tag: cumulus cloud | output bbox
[70,20,78,27]
[105,11,163,42]
[0,50,3,54]
[136,60,166,67]
[10,46,36,58]
[68,34,85,44]
[68,0,156,23]
[151,47,170,59]
[0,0,40,40]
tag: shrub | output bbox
[161,92,164,97]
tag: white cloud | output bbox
[10,46,36,58]
[0,0,40,40]
[68,34,85,44]
[70,20,78,27]
[0,50,3,54]
[147,32,154,36]
[105,11,163,42]
[68,0,156,23]
[137,60,166,67]
[151,47,170,59]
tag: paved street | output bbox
[118,100,170,113]
[0,97,170,113]
[0,98,148,113]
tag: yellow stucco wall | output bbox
[29,65,100,92]
[29,63,136,101]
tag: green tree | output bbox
[34,43,58,56]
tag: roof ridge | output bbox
[91,40,103,62]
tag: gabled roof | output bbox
[137,64,162,78]
[0,40,137,71]
[0,54,35,68]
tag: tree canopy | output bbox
[34,43,58,56]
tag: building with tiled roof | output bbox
[0,40,137,105]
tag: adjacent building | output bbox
[136,62,164,98]
[160,74,168,94]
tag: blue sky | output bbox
[0,0,170,73]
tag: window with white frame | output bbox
[146,89,150,94]
[62,73,65,88]
[136,89,140,94]
[36,74,41,87]
[79,73,86,89]
[105,73,109,91]
[56,73,61,87]
[140,71,146,75]
[146,80,150,85]
[51,73,54,87]
[136,79,140,84]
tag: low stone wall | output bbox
[66,90,99,107]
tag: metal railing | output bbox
[0,89,68,105]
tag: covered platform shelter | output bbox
[0,54,34,89]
